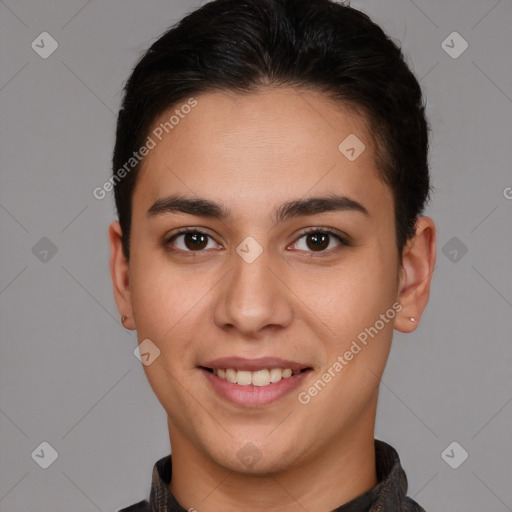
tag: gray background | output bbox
[1,0,511,511]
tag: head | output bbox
[109,0,436,476]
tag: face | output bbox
[111,87,419,474]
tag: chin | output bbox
[207,437,302,476]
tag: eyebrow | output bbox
[147,193,369,223]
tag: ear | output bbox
[109,221,136,330]
[395,216,437,333]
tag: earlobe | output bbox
[395,216,437,333]
[108,221,136,330]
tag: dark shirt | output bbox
[117,439,426,512]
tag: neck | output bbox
[167,408,378,512]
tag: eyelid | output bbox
[290,226,351,252]
[294,226,350,242]
[164,226,222,249]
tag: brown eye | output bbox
[183,232,209,250]
[166,230,218,252]
[305,232,330,251]
[291,228,349,253]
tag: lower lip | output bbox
[201,368,311,407]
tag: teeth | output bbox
[269,368,282,383]
[213,368,300,386]
[225,368,237,384]
[236,370,252,386]
[252,369,270,386]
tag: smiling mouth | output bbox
[201,367,311,387]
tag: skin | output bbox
[109,87,436,512]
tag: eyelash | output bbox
[163,226,350,256]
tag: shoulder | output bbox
[116,499,150,512]
[402,495,427,512]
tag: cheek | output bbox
[288,256,398,343]
[129,257,204,404]
[128,251,209,342]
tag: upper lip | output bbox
[201,357,311,372]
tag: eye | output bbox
[165,228,221,252]
[164,227,350,255]
[290,228,349,253]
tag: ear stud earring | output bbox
[409,317,416,322]
[121,315,128,325]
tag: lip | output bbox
[201,356,310,372]
[201,368,311,407]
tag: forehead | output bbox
[134,87,392,219]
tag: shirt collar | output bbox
[147,439,424,512]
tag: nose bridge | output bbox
[214,237,293,334]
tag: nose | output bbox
[213,242,294,338]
